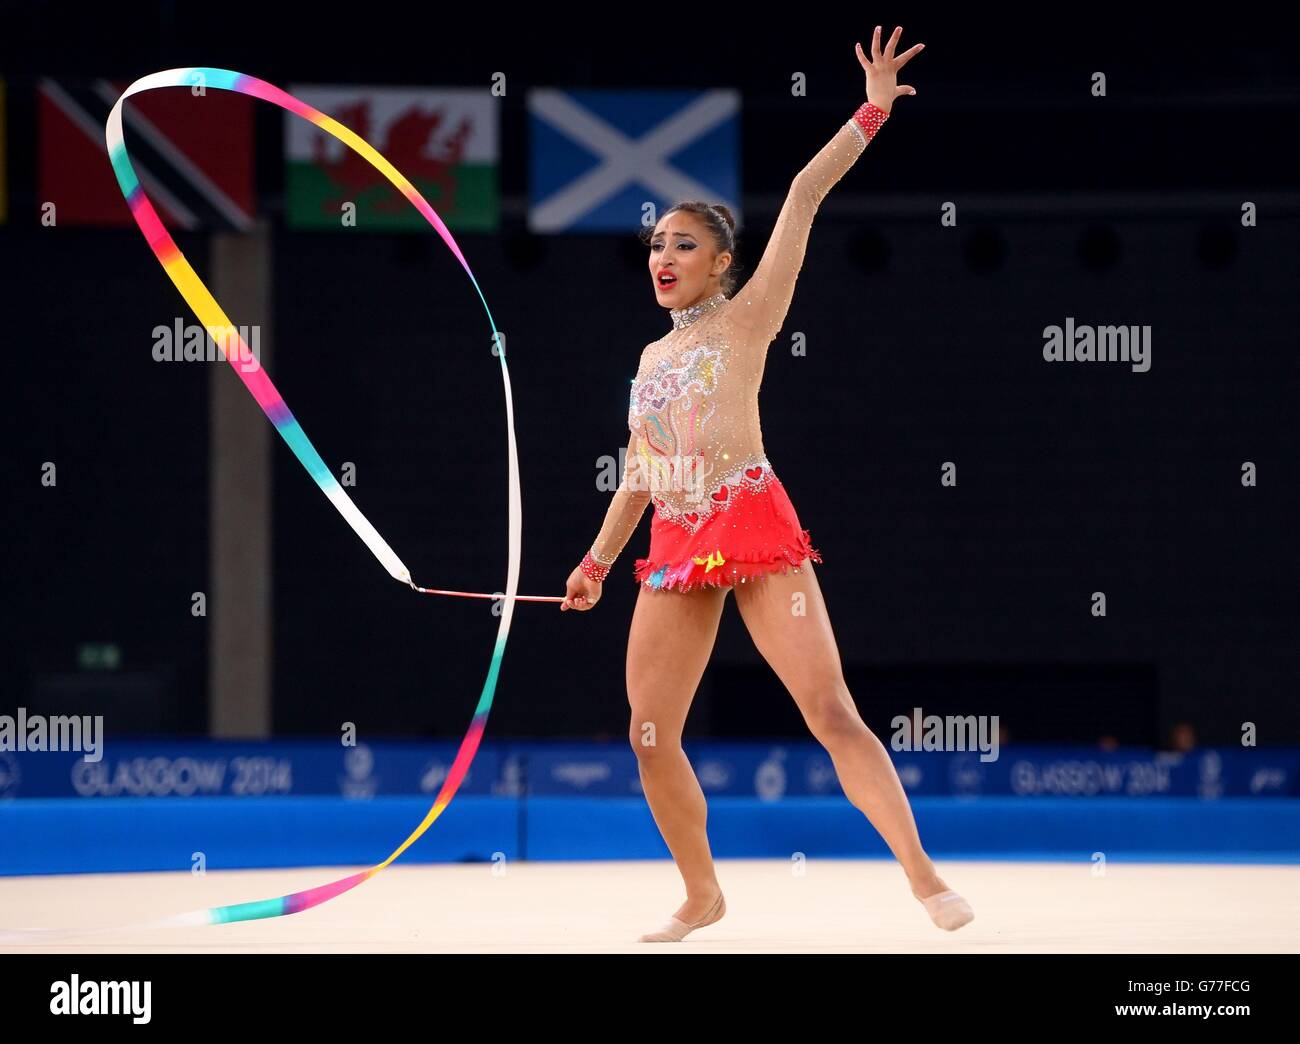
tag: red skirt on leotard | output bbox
[632,460,821,593]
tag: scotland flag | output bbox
[527,88,740,233]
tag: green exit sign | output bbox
[77,643,121,670]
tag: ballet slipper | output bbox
[913,887,974,931]
[637,891,725,942]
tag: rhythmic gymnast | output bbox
[561,27,974,941]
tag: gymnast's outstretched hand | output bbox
[856,25,924,114]
[561,568,601,612]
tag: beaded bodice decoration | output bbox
[668,290,729,330]
[586,108,881,566]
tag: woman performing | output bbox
[561,26,973,942]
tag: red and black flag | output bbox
[38,77,254,229]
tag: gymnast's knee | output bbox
[799,683,866,747]
[628,718,682,762]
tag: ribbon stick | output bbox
[0,67,544,940]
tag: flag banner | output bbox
[38,76,254,229]
[285,85,499,231]
[527,88,740,234]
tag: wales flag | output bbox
[285,86,499,231]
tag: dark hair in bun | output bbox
[639,201,742,296]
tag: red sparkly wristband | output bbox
[850,101,889,144]
[579,552,610,583]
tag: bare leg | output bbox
[626,583,729,925]
[732,562,949,900]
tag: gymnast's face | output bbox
[649,211,731,311]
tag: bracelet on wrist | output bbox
[579,552,610,583]
[851,101,890,145]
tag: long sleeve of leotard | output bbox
[586,430,652,570]
[728,104,888,346]
[580,103,891,582]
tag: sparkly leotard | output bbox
[583,103,889,592]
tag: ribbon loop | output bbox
[85,68,522,930]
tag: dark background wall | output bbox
[4,5,1298,745]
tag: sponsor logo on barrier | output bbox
[552,760,613,788]
[421,758,450,794]
[3,740,1292,800]
[696,758,733,789]
[340,745,378,799]
[949,754,986,796]
[1198,751,1225,799]
[1250,767,1288,794]
[1010,756,1177,796]
[71,756,291,797]
[806,753,841,794]
[755,748,788,800]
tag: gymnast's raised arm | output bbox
[727,27,924,346]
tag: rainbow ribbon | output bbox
[0,68,523,939]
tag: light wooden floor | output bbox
[2,859,1297,953]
